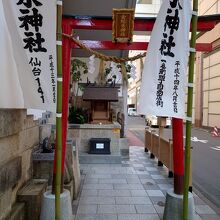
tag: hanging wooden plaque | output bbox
[112,8,135,43]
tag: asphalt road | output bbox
[127,116,220,210]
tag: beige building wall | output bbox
[202,50,220,127]
[0,110,40,219]
[194,0,220,127]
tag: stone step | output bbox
[79,153,121,164]
[17,179,48,220]
[5,203,25,220]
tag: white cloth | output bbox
[138,0,192,119]
[0,0,57,112]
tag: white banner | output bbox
[138,0,192,119]
[1,0,57,112]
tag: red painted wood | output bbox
[172,118,184,175]
[63,17,219,32]
[61,21,72,173]
[71,40,212,52]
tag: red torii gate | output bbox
[60,14,220,179]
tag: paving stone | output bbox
[126,178,141,184]
[195,205,216,214]
[143,184,160,190]
[86,174,112,179]
[99,179,127,184]
[130,190,148,197]
[132,164,144,168]
[84,178,99,184]
[135,170,150,175]
[151,175,165,180]
[125,169,137,174]
[83,184,113,190]
[122,164,131,167]
[79,196,115,205]
[146,190,164,197]
[93,164,111,167]
[134,167,146,171]
[153,179,170,184]
[113,183,144,190]
[80,164,89,168]
[97,204,136,214]
[153,204,164,214]
[110,164,123,167]
[81,169,93,175]
[194,214,202,220]
[75,214,117,220]
[157,184,172,190]
[140,179,156,185]
[148,196,166,205]
[193,196,206,205]
[115,196,152,205]
[98,189,131,197]
[146,167,158,171]
[148,171,161,175]
[77,204,98,214]
[93,170,120,175]
[158,213,164,220]
[122,161,130,164]
[138,174,151,179]
[75,146,219,220]
[199,214,220,220]
[111,174,139,179]
[80,190,98,197]
[118,214,160,220]
[135,205,157,214]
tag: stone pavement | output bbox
[72,146,220,220]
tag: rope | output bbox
[62,33,146,63]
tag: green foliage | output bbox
[104,66,112,78]
[71,59,88,82]
[70,59,88,108]
[104,63,132,83]
[68,107,88,124]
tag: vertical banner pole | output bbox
[55,1,63,220]
[172,118,184,195]
[183,0,198,219]
[61,20,72,184]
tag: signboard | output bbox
[138,0,192,119]
[112,8,134,43]
[96,143,104,149]
[1,0,57,112]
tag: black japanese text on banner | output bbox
[1,0,57,112]
[138,0,192,119]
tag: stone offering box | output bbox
[68,123,121,154]
[68,123,122,163]
[89,138,111,154]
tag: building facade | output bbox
[127,0,162,109]
[194,0,220,127]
